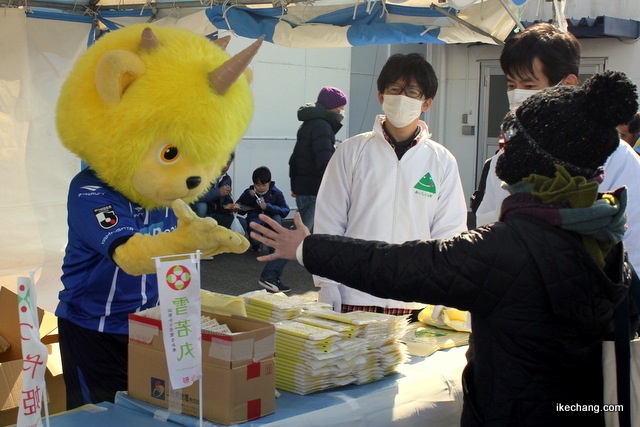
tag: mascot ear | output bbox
[95,27,158,106]
[95,50,145,105]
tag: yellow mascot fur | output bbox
[57,24,259,272]
[54,24,260,409]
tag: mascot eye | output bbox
[158,144,181,164]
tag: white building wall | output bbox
[229,40,351,214]
[431,42,502,204]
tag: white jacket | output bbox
[313,115,468,309]
[475,140,640,268]
[474,153,502,228]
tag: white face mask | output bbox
[507,88,540,111]
[507,78,565,111]
[382,94,424,128]
[332,109,345,122]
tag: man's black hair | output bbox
[628,112,640,134]
[377,53,438,100]
[500,23,580,86]
[252,166,271,184]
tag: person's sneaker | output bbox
[250,244,261,252]
[259,278,291,293]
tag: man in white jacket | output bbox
[474,23,640,270]
[313,53,468,316]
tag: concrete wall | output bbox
[431,42,502,203]
[227,41,351,214]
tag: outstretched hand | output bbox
[250,212,310,262]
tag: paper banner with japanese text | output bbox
[17,276,48,427]
[155,254,202,390]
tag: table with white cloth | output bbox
[28,345,468,427]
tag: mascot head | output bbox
[56,24,262,209]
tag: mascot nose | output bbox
[186,176,202,190]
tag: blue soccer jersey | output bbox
[56,168,178,334]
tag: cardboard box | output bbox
[128,309,276,425]
[0,287,66,427]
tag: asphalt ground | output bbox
[199,220,318,301]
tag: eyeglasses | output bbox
[385,84,424,100]
[500,121,518,144]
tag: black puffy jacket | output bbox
[289,102,341,196]
[302,214,634,426]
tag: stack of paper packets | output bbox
[243,292,328,323]
[311,310,411,350]
[242,293,411,394]
[308,310,411,378]
[291,315,384,385]
[274,320,371,394]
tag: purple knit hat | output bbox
[317,87,347,110]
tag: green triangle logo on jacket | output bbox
[414,173,437,194]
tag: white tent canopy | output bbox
[10,0,528,47]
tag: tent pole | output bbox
[430,3,504,45]
[498,0,526,32]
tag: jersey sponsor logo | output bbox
[140,221,176,236]
[94,205,119,229]
[78,185,106,197]
[133,206,146,219]
[100,226,134,246]
[414,173,437,197]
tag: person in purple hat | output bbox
[289,86,347,231]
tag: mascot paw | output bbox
[172,199,249,255]
[205,225,250,256]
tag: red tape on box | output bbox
[247,398,262,421]
[247,361,261,380]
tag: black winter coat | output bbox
[302,214,634,426]
[289,103,342,196]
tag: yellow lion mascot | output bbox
[54,24,260,409]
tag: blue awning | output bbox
[523,16,640,39]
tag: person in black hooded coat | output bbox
[252,71,639,426]
[289,86,347,231]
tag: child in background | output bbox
[237,166,291,292]
[190,153,246,233]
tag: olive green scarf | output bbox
[501,165,627,267]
